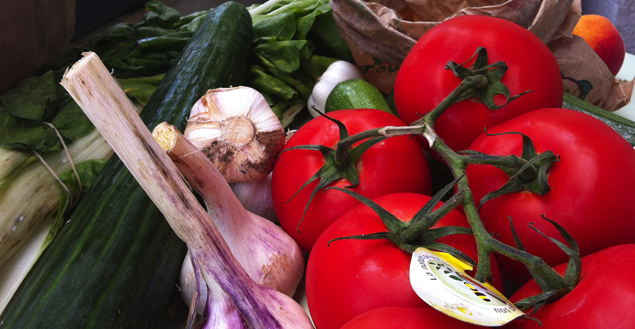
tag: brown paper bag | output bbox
[330,0,634,111]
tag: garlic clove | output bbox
[184,86,286,183]
[229,173,277,224]
[307,60,366,117]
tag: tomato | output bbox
[466,108,635,289]
[394,15,563,152]
[508,244,635,328]
[305,193,502,329]
[272,109,431,252]
[341,307,483,329]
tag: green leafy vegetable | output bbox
[249,65,299,101]
[248,0,352,126]
[117,74,165,105]
[0,1,193,154]
[143,1,181,29]
[1,0,353,150]
[255,40,312,73]
[0,71,58,121]
[54,159,108,239]
[0,107,61,152]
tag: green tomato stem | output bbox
[334,128,383,167]
[325,64,574,296]
[426,93,571,291]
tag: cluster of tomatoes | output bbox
[271,15,635,328]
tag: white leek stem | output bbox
[0,215,54,314]
[248,0,286,16]
[61,52,312,329]
[0,127,112,267]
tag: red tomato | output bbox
[306,193,502,329]
[272,109,431,252]
[394,15,563,152]
[341,307,484,329]
[466,108,635,289]
[508,244,635,328]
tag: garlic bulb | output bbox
[184,86,286,183]
[307,60,366,117]
[157,123,304,317]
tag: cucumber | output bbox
[325,78,395,115]
[562,92,635,145]
[0,3,253,328]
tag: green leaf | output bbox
[177,9,208,26]
[256,54,312,100]
[137,33,193,51]
[103,58,146,74]
[103,23,135,36]
[248,65,299,101]
[118,74,165,105]
[86,34,140,63]
[301,54,338,79]
[0,71,58,121]
[295,11,318,39]
[255,40,309,72]
[0,106,61,152]
[309,11,352,61]
[50,97,95,142]
[134,26,173,39]
[177,13,207,32]
[262,0,325,16]
[144,1,181,29]
[253,12,297,42]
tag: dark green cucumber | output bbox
[563,92,635,145]
[0,2,253,328]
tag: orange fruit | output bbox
[573,14,626,76]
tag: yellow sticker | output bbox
[409,247,524,326]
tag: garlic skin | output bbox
[184,87,286,183]
[230,173,277,223]
[180,251,207,315]
[308,61,366,117]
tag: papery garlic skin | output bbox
[201,282,245,329]
[230,173,277,223]
[180,251,207,315]
[308,61,365,117]
[184,86,286,183]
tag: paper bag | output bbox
[330,0,633,111]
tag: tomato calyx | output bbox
[406,47,534,150]
[460,130,559,210]
[448,47,532,109]
[325,176,476,267]
[279,113,387,232]
[510,215,582,313]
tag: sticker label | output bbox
[409,247,524,326]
